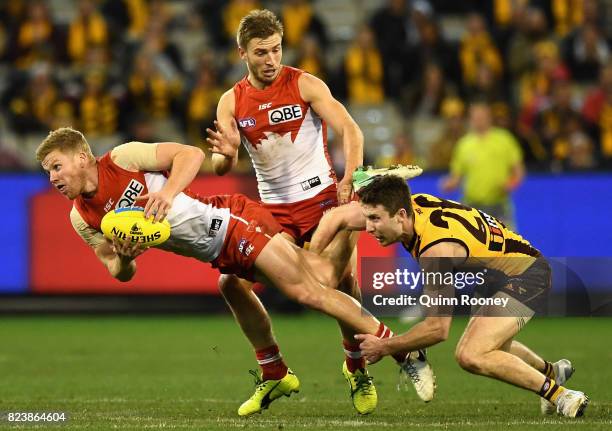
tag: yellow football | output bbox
[100,207,171,247]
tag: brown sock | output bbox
[539,377,565,404]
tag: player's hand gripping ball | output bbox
[101,207,171,246]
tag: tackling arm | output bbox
[356,241,466,362]
[309,202,366,254]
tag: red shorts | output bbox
[210,194,283,281]
[261,184,338,246]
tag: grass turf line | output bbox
[0,315,609,430]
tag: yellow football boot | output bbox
[237,369,300,416]
[342,362,378,415]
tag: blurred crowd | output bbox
[0,0,610,173]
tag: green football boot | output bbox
[352,164,423,192]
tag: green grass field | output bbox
[0,314,610,430]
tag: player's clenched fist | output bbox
[354,333,388,365]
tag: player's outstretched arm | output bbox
[207,89,240,176]
[310,202,365,255]
[299,73,363,204]
[355,241,464,362]
[70,208,146,282]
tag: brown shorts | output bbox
[481,256,552,316]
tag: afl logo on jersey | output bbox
[238,117,256,128]
[268,105,303,125]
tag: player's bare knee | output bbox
[455,347,484,374]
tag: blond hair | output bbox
[237,9,283,50]
[36,127,95,163]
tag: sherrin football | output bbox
[101,207,171,247]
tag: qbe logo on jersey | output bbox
[268,105,303,125]
[116,179,145,208]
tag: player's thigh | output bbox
[223,232,292,296]
[458,273,539,356]
[456,316,522,357]
[254,234,334,299]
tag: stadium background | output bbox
[0,1,611,430]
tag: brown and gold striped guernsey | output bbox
[404,193,540,276]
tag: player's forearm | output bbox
[164,147,205,197]
[339,123,363,178]
[383,319,449,355]
[309,227,339,255]
[211,153,236,176]
[310,208,350,254]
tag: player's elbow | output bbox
[212,163,228,176]
[211,154,230,176]
[114,272,134,283]
[108,260,136,282]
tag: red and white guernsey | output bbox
[73,151,230,263]
[233,66,336,204]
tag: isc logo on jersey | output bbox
[268,105,303,125]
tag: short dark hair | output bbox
[357,175,413,216]
[237,9,284,49]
